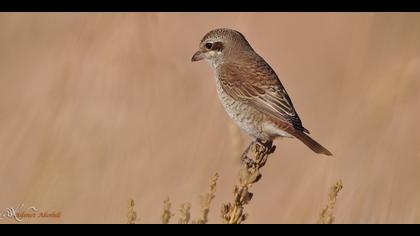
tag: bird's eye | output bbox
[205,43,213,50]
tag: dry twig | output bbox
[317,180,343,224]
[178,203,192,224]
[162,197,174,224]
[127,199,137,224]
[192,173,219,224]
[221,141,276,224]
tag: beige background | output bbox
[0,13,419,223]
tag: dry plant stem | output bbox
[162,197,174,224]
[222,140,276,224]
[178,203,192,224]
[317,180,343,224]
[193,173,219,224]
[127,199,137,224]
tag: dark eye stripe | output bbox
[212,42,224,51]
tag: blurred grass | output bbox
[317,180,343,224]
[128,176,344,224]
[161,198,173,224]
[178,202,191,224]
[129,173,219,224]
[192,173,218,224]
[128,143,345,224]
[127,199,137,224]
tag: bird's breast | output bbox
[214,76,269,139]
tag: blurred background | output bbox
[0,13,419,224]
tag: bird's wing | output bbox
[219,61,309,133]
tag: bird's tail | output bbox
[292,131,333,156]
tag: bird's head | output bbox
[191,28,254,67]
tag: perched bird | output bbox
[192,28,332,156]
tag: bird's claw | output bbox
[256,139,275,153]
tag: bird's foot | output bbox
[240,140,256,164]
[256,139,276,154]
[241,139,276,168]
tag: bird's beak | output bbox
[191,51,205,62]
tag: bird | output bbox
[191,28,332,156]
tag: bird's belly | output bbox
[215,78,271,140]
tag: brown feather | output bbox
[218,57,309,133]
[292,131,333,156]
[270,118,333,156]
